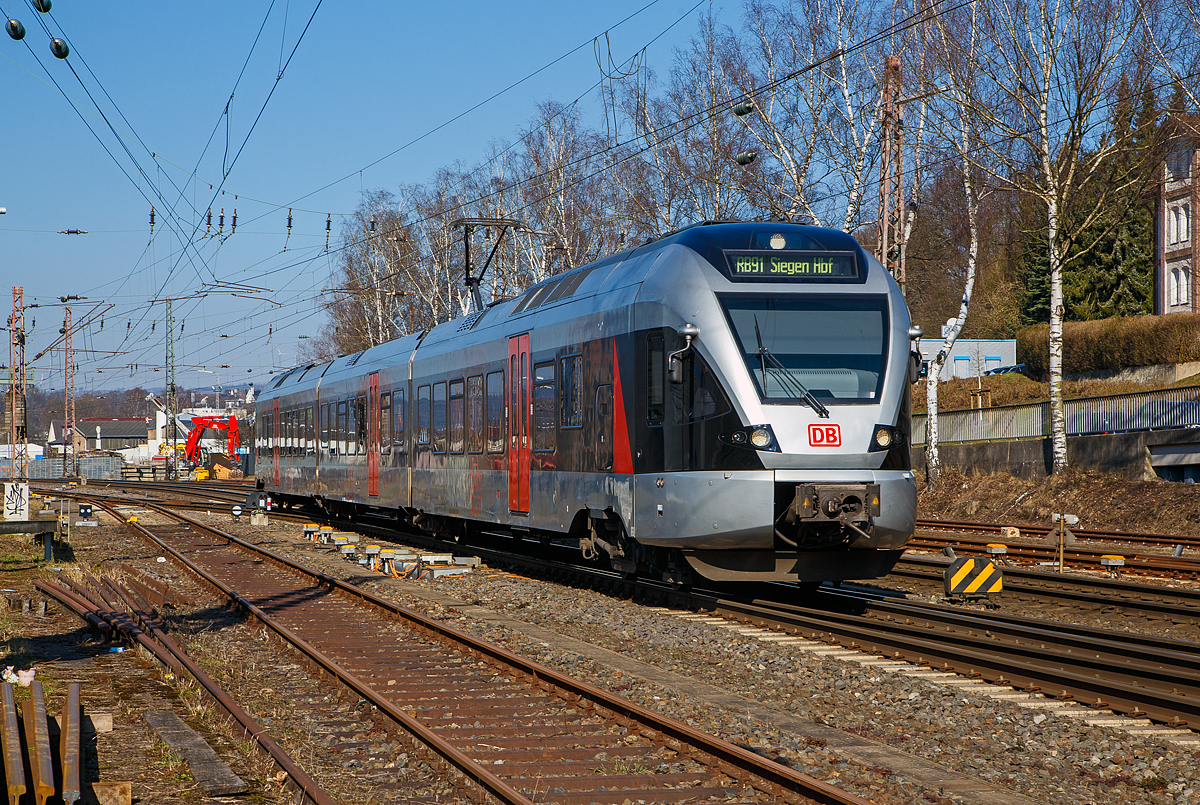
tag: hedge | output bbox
[1017,313,1200,378]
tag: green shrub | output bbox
[1017,313,1200,377]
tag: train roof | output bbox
[257,221,872,401]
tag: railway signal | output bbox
[1050,513,1078,572]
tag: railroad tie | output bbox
[143,711,247,797]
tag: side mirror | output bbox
[667,324,700,385]
[909,352,922,384]
[668,356,683,385]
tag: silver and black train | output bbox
[254,221,921,585]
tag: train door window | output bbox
[432,382,447,453]
[337,401,347,456]
[380,392,392,455]
[393,389,405,453]
[466,375,484,453]
[670,349,731,424]
[647,332,665,426]
[509,355,518,450]
[560,354,583,429]
[533,361,556,451]
[595,385,613,471]
[355,396,367,455]
[486,370,505,453]
[449,379,465,454]
[417,385,431,445]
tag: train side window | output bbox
[560,354,583,428]
[355,396,367,455]
[345,399,356,455]
[306,406,314,456]
[417,385,431,445]
[486,370,505,453]
[432,382,447,453]
[337,400,347,456]
[466,375,484,453]
[647,332,664,426]
[380,392,392,455]
[393,389,406,453]
[449,379,465,454]
[319,403,328,453]
[287,410,295,456]
[533,361,555,451]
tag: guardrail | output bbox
[912,384,1200,445]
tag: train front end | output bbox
[633,223,918,584]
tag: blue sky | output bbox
[0,0,707,397]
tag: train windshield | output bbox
[720,295,888,403]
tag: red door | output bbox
[272,399,280,485]
[508,334,530,512]
[367,372,380,497]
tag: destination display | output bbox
[724,250,859,281]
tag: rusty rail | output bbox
[1,684,26,805]
[60,683,81,805]
[22,682,55,805]
[111,499,873,805]
[35,572,337,805]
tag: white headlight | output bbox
[874,427,892,448]
[750,428,772,448]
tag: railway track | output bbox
[53,482,1200,736]
[74,496,872,805]
[917,518,1200,551]
[908,531,1200,575]
[891,555,1200,625]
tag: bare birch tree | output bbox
[734,0,887,231]
[923,0,985,489]
[962,0,1145,473]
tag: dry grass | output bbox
[913,372,1200,413]
[919,466,1200,536]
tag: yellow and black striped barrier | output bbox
[944,556,1003,598]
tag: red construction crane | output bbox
[184,415,239,464]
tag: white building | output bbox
[917,339,1018,382]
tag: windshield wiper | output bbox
[753,315,830,418]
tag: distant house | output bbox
[916,339,1018,382]
[1154,114,1198,314]
[47,418,152,452]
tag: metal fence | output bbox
[27,455,123,480]
[912,384,1200,445]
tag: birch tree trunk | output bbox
[925,108,981,490]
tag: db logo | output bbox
[808,423,841,447]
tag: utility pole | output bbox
[62,306,75,477]
[165,297,177,481]
[877,55,906,295]
[6,287,28,480]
